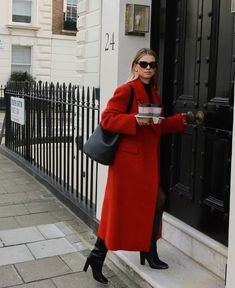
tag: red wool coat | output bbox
[97,78,185,252]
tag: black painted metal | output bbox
[4,81,100,220]
[155,0,234,245]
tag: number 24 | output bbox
[105,33,115,51]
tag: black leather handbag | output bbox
[83,86,134,165]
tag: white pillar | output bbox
[226,85,235,287]
[96,0,151,219]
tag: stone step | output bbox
[107,212,227,288]
[109,239,225,288]
[162,213,227,280]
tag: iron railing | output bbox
[4,81,100,218]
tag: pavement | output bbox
[0,151,139,288]
[0,112,225,288]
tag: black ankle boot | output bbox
[140,242,168,269]
[83,238,108,284]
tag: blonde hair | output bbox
[128,48,159,87]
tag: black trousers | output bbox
[150,187,165,246]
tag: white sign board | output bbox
[11,97,25,125]
[0,39,4,49]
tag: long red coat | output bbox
[97,78,185,251]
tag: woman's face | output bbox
[134,54,157,84]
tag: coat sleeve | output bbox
[100,84,137,135]
[161,113,186,134]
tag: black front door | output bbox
[153,0,234,246]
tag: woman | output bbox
[83,48,186,284]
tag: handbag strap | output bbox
[126,85,134,113]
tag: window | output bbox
[11,46,31,73]
[66,0,78,22]
[12,0,32,24]
[63,0,78,31]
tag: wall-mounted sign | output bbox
[11,97,25,125]
[0,39,4,49]
[232,0,235,13]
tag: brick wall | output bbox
[52,0,76,36]
[52,0,64,34]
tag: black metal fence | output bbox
[0,85,6,110]
[4,81,100,219]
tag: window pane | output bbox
[13,0,31,16]
[12,0,31,23]
[11,65,31,73]
[67,0,78,5]
[12,46,31,73]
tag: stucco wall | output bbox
[76,0,101,87]
[0,0,77,84]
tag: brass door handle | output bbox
[185,111,204,125]
[195,111,204,125]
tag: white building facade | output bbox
[0,0,77,85]
[76,1,235,287]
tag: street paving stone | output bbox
[15,212,58,227]
[0,245,34,266]
[52,272,106,288]
[0,226,44,245]
[12,279,57,288]
[25,200,64,213]
[0,217,20,230]
[37,224,65,239]
[15,257,72,282]
[0,152,139,288]
[27,238,77,259]
[0,265,23,287]
[0,204,28,217]
[60,252,85,272]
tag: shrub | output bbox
[9,71,35,82]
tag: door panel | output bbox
[157,0,234,245]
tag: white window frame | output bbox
[11,45,32,74]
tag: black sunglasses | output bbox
[138,61,158,69]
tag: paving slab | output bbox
[65,232,81,244]
[0,226,44,246]
[0,217,20,230]
[27,238,76,259]
[25,200,64,213]
[50,208,75,221]
[15,256,72,282]
[15,212,58,227]
[12,279,56,288]
[0,265,23,287]
[37,224,65,239]
[52,271,106,288]
[0,186,7,194]
[0,192,29,205]
[0,204,28,217]
[0,245,34,266]
[2,183,41,193]
[60,252,86,272]
[55,222,74,235]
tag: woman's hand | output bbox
[135,116,151,126]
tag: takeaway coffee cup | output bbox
[138,103,152,116]
[151,104,162,117]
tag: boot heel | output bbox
[140,253,145,265]
[83,258,90,272]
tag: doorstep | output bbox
[109,238,225,288]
